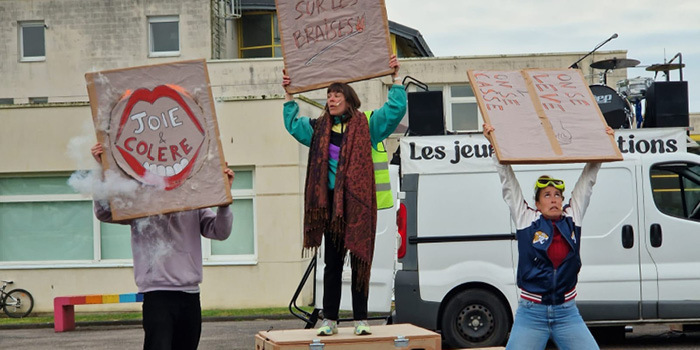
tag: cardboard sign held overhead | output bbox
[468,69,623,164]
[276,0,394,93]
[85,59,232,220]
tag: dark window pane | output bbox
[651,169,684,217]
[22,25,45,57]
[151,21,179,52]
[29,97,48,104]
[273,14,280,45]
[651,164,700,220]
[241,47,272,58]
[241,14,271,47]
[683,176,700,220]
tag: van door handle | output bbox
[650,223,662,248]
[621,225,634,249]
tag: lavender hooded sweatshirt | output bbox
[94,202,233,293]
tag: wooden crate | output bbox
[254,323,441,350]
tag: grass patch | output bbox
[0,306,390,327]
[202,306,312,318]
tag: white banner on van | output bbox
[401,128,687,174]
[615,128,687,156]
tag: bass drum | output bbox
[589,85,632,129]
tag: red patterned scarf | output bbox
[303,109,377,294]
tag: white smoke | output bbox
[68,169,139,202]
[66,118,139,204]
[78,69,168,241]
[66,121,99,171]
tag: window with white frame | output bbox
[427,84,481,132]
[0,175,95,262]
[0,168,256,265]
[205,168,256,262]
[148,16,180,57]
[19,21,46,61]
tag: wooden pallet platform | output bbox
[255,323,440,350]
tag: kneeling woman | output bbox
[483,123,613,350]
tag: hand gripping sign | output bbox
[86,60,231,220]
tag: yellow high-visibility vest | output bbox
[365,111,394,209]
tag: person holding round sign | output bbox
[91,143,234,350]
[483,123,614,350]
[282,55,406,336]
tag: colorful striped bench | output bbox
[53,293,143,332]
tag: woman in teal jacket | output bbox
[282,55,406,336]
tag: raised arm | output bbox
[568,162,602,223]
[484,124,532,229]
[368,55,407,146]
[281,70,313,146]
[282,69,294,102]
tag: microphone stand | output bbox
[569,34,618,69]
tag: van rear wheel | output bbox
[441,289,509,348]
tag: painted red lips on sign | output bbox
[112,85,206,190]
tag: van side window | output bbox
[650,163,700,221]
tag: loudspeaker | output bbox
[407,91,445,135]
[643,81,689,128]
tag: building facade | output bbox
[0,0,646,313]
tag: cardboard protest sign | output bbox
[86,59,232,220]
[276,0,394,93]
[468,69,623,164]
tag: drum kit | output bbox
[588,56,686,129]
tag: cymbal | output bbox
[646,63,685,72]
[590,58,640,70]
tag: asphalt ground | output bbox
[1,317,700,349]
[0,317,306,350]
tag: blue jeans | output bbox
[505,299,599,350]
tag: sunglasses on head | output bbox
[535,178,565,191]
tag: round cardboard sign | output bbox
[109,85,207,190]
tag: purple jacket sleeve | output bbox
[93,200,131,225]
[199,206,233,241]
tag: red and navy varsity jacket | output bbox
[494,160,601,305]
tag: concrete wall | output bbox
[0,0,211,103]
[691,113,700,133]
[1,0,647,314]
[1,52,634,313]
[0,95,319,313]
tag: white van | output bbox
[393,127,700,348]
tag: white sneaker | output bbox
[317,319,338,336]
[354,320,371,335]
